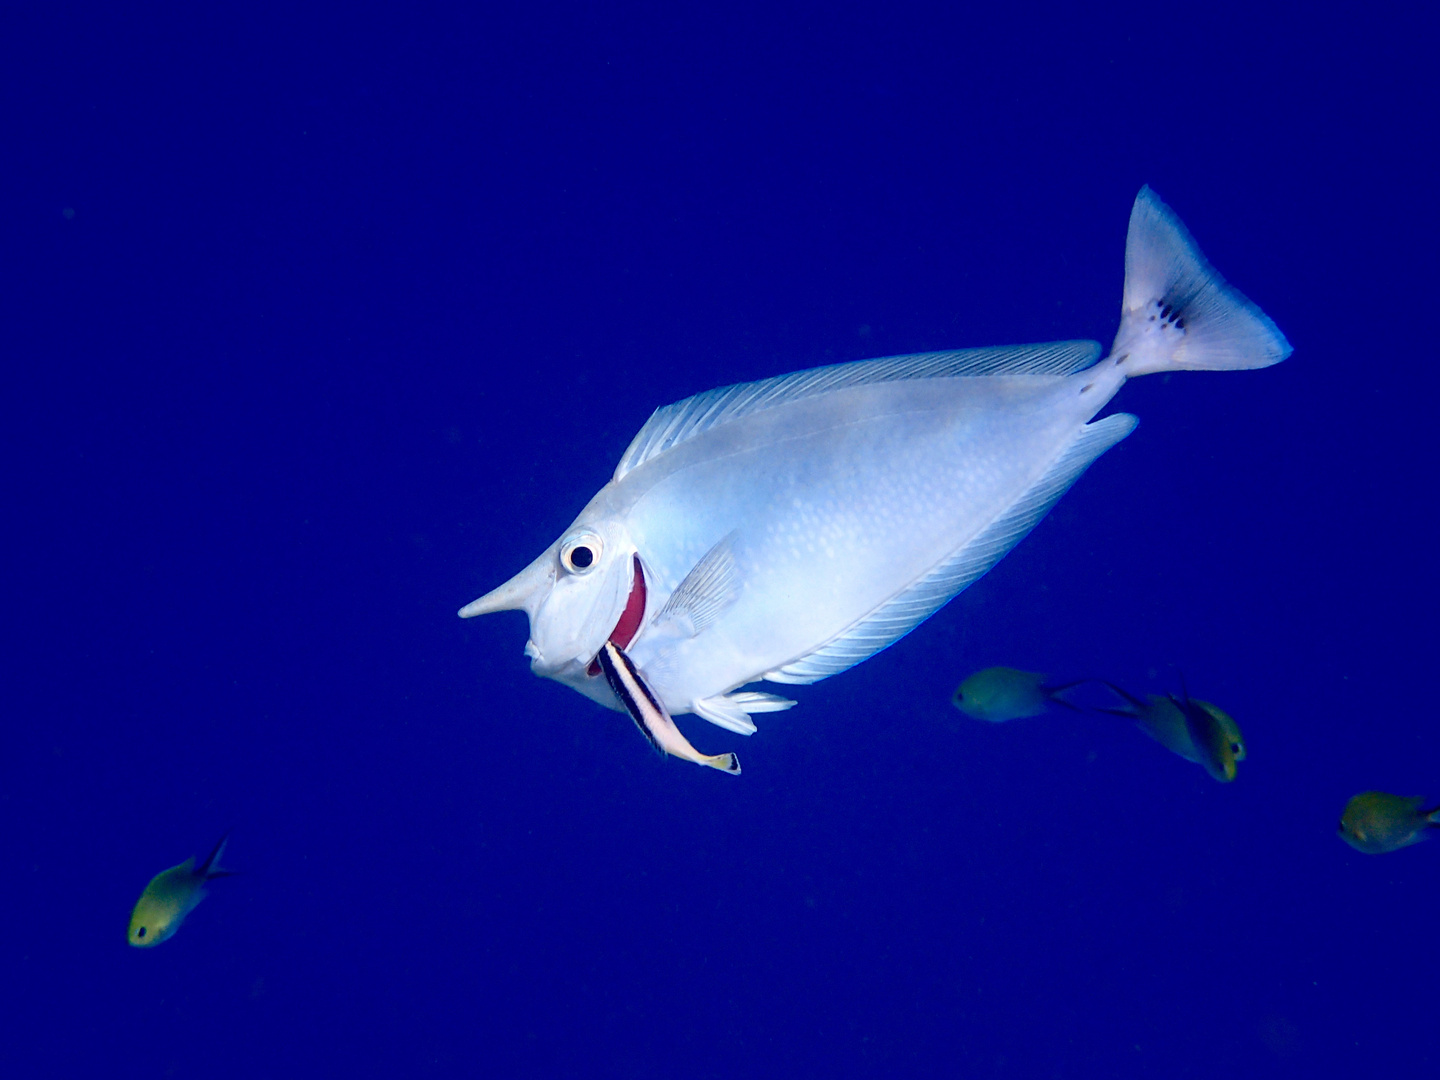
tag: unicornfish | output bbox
[459,187,1292,772]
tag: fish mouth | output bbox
[586,554,647,677]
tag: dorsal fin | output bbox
[614,341,1102,481]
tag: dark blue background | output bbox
[4,4,1435,1076]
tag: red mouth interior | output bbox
[587,554,646,677]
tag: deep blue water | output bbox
[4,5,1437,1076]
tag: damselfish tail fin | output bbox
[1111,187,1292,376]
[198,833,236,880]
[1098,680,1146,711]
[1042,679,1088,713]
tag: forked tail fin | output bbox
[1041,678,1088,713]
[198,833,236,880]
[1111,186,1292,376]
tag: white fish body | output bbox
[461,188,1291,760]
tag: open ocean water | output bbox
[3,5,1437,1077]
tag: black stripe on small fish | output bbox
[597,640,664,755]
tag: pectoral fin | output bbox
[653,532,740,638]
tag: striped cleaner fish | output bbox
[460,187,1291,773]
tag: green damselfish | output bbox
[1099,683,1245,782]
[1338,792,1440,854]
[128,835,234,947]
[951,667,1082,722]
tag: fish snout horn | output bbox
[458,552,553,618]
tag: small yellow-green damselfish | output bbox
[1099,683,1245,781]
[1338,792,1440,854]
[951,667,1082,722]
[128,835,233,947]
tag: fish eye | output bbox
[560,532,603,574]
[136,926,147,938]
